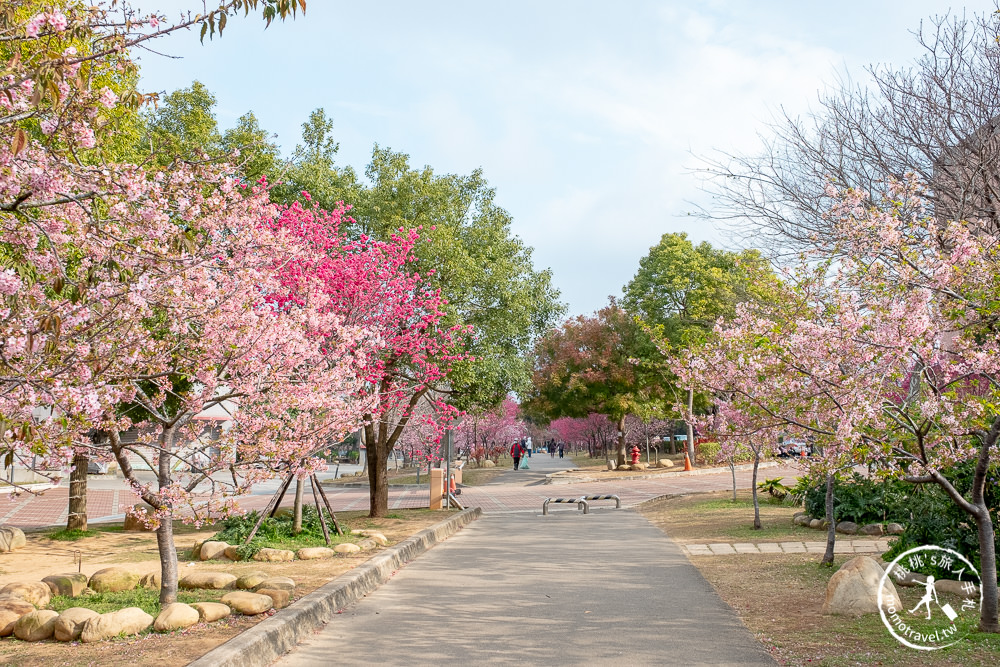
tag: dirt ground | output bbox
[638,492,1000,666]
[0,509,457,667]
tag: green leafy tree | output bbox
[524,302,666,466]
[622,233,774,459]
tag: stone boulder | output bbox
[0,599,36,637]
[357,538,378,550]
[198,540,230,561]
[234,572,269,590]
[794,515,813,527]
[657,459,674,468]
[0,526,26,553]
[354,530,389,546]
[809,519,823,529]
[886,523,906,535]
[860,523,884,536]
[618,464,632,471]
[139,572,161,589]
[43,573,89,598]
[253,576,295,592]
[334,543,361,554]
[632,462,648,471]
[256,588,290,609]
[123,505,156,532]
[822,555,898,616]
[297,547,335,560]
[179,572,237,590]
[154,603,201,632]
[480,460,496,468]
[191,602,231,623]
[220,591,273,615]
[13,609,59,641]
[53,607,99,642]
[0,581,51,607]
[80,607,154,643]
[223,546,241,561]
[190,540,205,560]
[89,567,139,593]
[252,548,294,562]
[835,521,859,535]
[936,579,978,597]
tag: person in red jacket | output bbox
[510,440,523,471]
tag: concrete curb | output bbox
[188,507,482,667]
[545,460,782,485]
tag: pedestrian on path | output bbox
[549,439,556,458]
[510,441,523,470]
[558,442,564,458]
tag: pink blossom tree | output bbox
[684,177,1000,631]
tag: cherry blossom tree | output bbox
[683,177,1000,631]
[459,397,525,465]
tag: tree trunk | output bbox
[751,454,761,529]
[615,414,627,467]
[67,452,88,531]
[157,426,179,605]
[730,460,737,501]
[822,473,836,566]
[686,388,696,461]
[368,442,388,517]
[973,505,1000,632]
[292,477,304,535]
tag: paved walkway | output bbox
[681,538,891,556]
[1,456,803,529]
[274,511,776,666]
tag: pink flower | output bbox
[98,87,118,109]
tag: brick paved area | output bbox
[2,463,804,529]
[682,538,891,556]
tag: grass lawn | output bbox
[639,491,1000,665]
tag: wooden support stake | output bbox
[309,474,331,546]
[244,472,293,545]
[314,474,343,535]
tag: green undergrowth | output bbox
[45,525,125,541]
[211,505,353,559]
[48,589,227,616]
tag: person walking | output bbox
[550,439,556,458]
[558,442,564,458]
[511,440,523,471]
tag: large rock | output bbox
[0,581,51,607]
[179,571,237,590]
[220,591,273,615]
[190,540,205,560]
[53,607,100,642]
[937,579,978,597]
[480,460,496,468]
[886,522,906,535]
[618,464,631,471]
[632,462,648,471]
[823,555,898,616]
[139,572,161,589]
[234,571,269,590]
[13,609,59,641]
[252,548,294,562]
[794,515,813,527]
[355,531,389,546]
[43,573,89,598]
[657,459,674,468]
[809,519,823,529]
[191,602,230,623]
[860,523,884,536]
[223,546,241,561]
[80,607,154,643]
[154,603,201,632]
[0,526,26,553]
[0,599,36,637]
[357,538,378,550]
[334,543,361,554]
[89,567,139,593]
[198,540,230,561]
[835,521,859,535]
[256,588,290,609]
[123,505,156,532]
[297,547,335,560]
[253,576,295,592]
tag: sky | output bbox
[137,1,996,317]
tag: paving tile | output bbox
[756,543,783,553]
[708,543,737,555]
[733,543,760,554]
[779,542,806,553]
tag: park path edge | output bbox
[187,507,482,667]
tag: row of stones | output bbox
[792,512,905,537]
[684,540,890,556]
[192,529,389,562]
[604,461,674,471]
[0,569,295,643]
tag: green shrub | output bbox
[213,505,350,558]
[697,441,721,464]
[803,472,911,525]
[758,477,791,500]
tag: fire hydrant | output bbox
[629,445,641,465]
